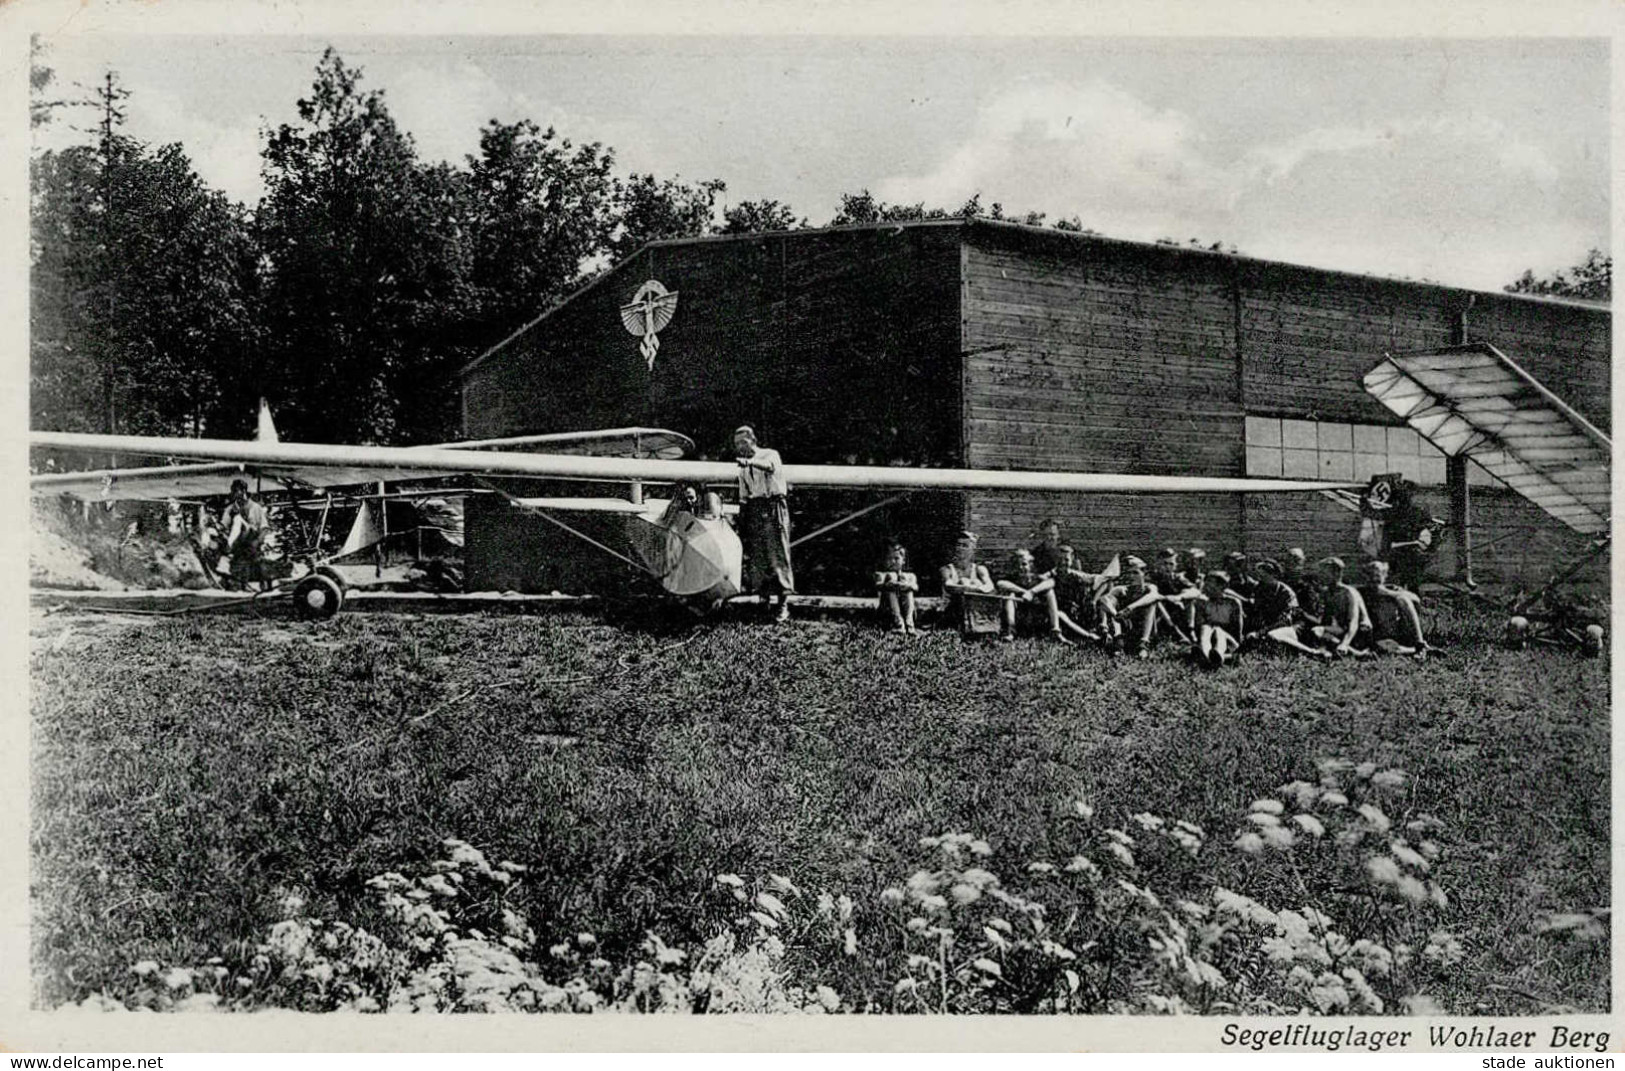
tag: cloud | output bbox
[876,80,1229,228]
[125,86,268,206]
[873,79,1595,288]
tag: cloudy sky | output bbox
[30,33,1609,291]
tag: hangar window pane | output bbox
[1245,416,1282,448]
[1282,448,1319,478]
[1352,424,1388,454]
[1281,419,1318,450]
[1247,446,1283,477]
[1317,422,1353,453]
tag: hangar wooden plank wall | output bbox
[460,219,1609,594]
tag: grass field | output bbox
[30,602,1610,1013]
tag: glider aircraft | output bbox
[32,416,1363,618]
[30,342,1608,629]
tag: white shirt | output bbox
[737,447,788,499]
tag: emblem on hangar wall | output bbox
[620,280,679,371]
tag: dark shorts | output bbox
[741,497,794,595]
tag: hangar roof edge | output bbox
[460,218,1609,380]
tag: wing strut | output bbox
[472,478,660,578]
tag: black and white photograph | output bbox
[5,0,1616,1054]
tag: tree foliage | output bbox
[1504,249,1610,302]
[30,74,258,438]
[255,49,474,443]
[609,174,726,261]
[716,199,805,235]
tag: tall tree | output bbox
[1505,249,1611,301]
[257,49,473,444]
[31,73,257,437]
[609,173,725,260]
[463,118,618,339]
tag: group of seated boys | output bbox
[873,519,1437,665]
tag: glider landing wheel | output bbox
[315,565,349,594]
[293,574,345,620]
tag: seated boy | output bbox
[997,548,1076,644]
[1360,559,1433,657]
[1312,556,1373,657]
[1049,544,1104,640]
[1190,569,1246,667]
[874,540,919,635]
[1250,558,1331,658]
[1149,547,1199,643]
[1100,555,1170,658]
[941,531,1000,637]
[1222,551,1258,605]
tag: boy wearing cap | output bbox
[224,478,271,590]
[734,425,794,622]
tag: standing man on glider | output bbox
[734,425,794,623]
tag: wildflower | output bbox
[907,953,935,972]
[1041,939,1077,961]
[1250,798,1284,815]
[1286,964,1317,989]
[1248,811,1281,827]
[815,985,841,1013]
[549,942,573,958]
[987,917,1012,933]
[497,860,528,874]
[906,917,928,933]
[1107,829,1135,847]
[1131,812,1165,831]
[576,932,596,947]
[972,958,1003,979]
[1026,861,1055,876]
[968,839,994,857]
[1390,841,1429,870]
[950,883,982,906]
[767,873,799,896]
[1356,803,1392,833]
[1366,856,1401,884]
[421,874,459,898]
[1064,969,1080,993]
[905,870,940,897]
[894,977,918,995]
[983,925,1010,950]
[749,911,779,930]
[1394,875,1429,904]
[1309,972,1351,1012]
[755,891,788,919]
[1261,825,1295,850]
[1343,966,1384,1013]
[1106,842,1135,868]
[918,894,949,914]
[302,963,333,986]
[1293,814,1325,837]
[1319,791,1348,807]
[1418,839,1442,861]
[1402,994,1444,1015]
[1354,762,1378,779]
[1073,800,1095,820]
[715,873,745,888]
[843,927,857,956]
[1427,882,1448,908]
[879,887,906,907]
[1064,855,1101,880]
[1233,832,1265,854]
[131,960,159,978]
[1348,939,1394,977]
[836,894,854,919]
[1423,931,1464,967]
[1277,780,1319,808]
[1371,768,1407,790]
[589,958,611,970]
